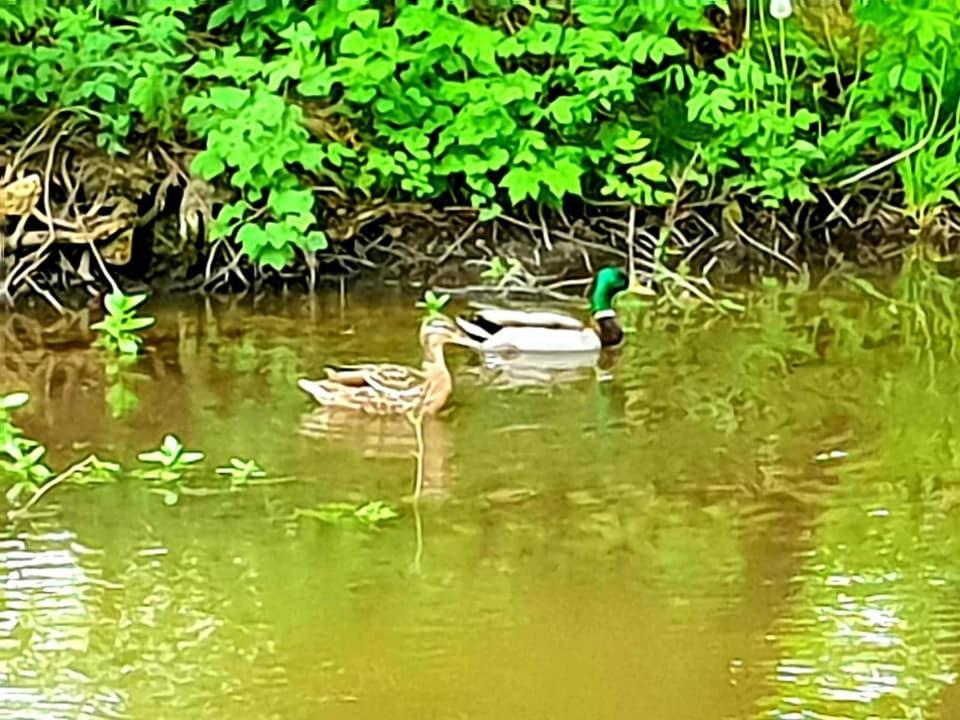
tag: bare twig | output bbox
[89,240,120,294]
[730,221,801,273]
[24,276,64,314]
[436,218,479,265]
[836,136,931,189]
[537,204,553,252]
[8,455,100,520]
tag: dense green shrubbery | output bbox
[1,0,959,269]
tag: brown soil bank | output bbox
[1,127,957,309]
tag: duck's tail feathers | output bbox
[297,378,337,404]
[455,316,491,343]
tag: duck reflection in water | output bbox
[467,344,624,389]
[297,408,455,497]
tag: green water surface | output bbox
[1,289,959,720]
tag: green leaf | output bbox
[478,203,502,221]
[266,222,297,249]
[650,37,684,64]
[0,393,29,410]
[138,450,168,464]
[540,159,583,200]
[355,501,399,524]
[125,294,149,309]
[284,213,314,234]
[207,5,232,29]
[237,224,269,256]
[95,83,116,103]
[547,97,576,124]
[500,166,541,204]
[269,188,314,216]
[209,86,250,111]
[901,68,922,93]
[888,63,903,89]
[118,337,140,355]
[103,291,126,316]
[793,108,819,129]
[192,150,226,181]
[124,317,155,331]
[216,202,248,227]
[258,246,294,269]
[302,230,328,251]
[340,30,369,55]
[632,159,666,182]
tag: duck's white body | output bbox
[455,308,604,354]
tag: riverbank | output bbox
[1,123,957,311]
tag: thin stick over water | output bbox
[8,455,100,520]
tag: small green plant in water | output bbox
[92,292,155,356]
[136,434,204,483]
[0,392,54,504]
[479,256,523,285]
[0,393,124,513]
[216,457,266,484]
[294,500,400,527]
[62,456,122,486]
[416,290,451,317]
[136,435,205,506]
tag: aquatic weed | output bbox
[216,457,267,482]
[294,501,400,528]
[92,291,155,357]
[479,257,523,285]
[0,392,54,504]
[416,290,451,317]
[136,435,205,505]
[0,392,124,514]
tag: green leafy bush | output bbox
[3,0,959,269]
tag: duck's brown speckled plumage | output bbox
[297,316,475,417]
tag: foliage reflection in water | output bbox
[0,282,960,718]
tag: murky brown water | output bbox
[1,288,960,719]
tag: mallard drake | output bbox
[455,267,630,354]
[297,315,477,417]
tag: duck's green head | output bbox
[589,267,629,314]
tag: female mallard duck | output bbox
[296,315,477,417]
[455,266,631,354]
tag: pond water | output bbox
[1,287,960,719]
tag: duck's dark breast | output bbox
[596,316,624,347]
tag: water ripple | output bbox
[0,527,122,720]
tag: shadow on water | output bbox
[2,279,960,718]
